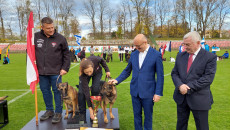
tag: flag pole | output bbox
[35,85,38,125]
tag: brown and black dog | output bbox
[58,82,79,119]
[100,80,117,123]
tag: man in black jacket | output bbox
[34,17,70,123]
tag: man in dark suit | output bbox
[171,31,217,130]
[109,34,164,130]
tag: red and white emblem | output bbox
[51,42,57,47]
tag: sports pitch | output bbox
[0,50,229,130]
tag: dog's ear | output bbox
[65,82,68,86]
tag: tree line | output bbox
[0,0,229,41]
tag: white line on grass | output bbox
[8,90,31,105]
[0,89,41,92]
[7,63,80,105]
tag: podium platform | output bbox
[21,108,119,130]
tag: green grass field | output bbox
[0,50,230,130]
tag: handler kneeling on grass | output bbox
[35,17,70,123]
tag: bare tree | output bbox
[83,0,97,38]
[121,1,128,38]
[0,0,6,39]
[127,0,133,38]
[16,0,31,40]
[107,9,114,36]
[98,0,109,39]
[157,0,169,37]
[177,0,187,35]
[51,0,60,31]
[192,0,219,36]
[33,0,42,26]
[143,0,153,35]
[131,0,144,34]
[218,0,230,38]
[59,0,74,38]
[70,17,80,36]
[42,0,50,17]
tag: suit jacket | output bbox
[116,47,164,98]
[171,48,217,110]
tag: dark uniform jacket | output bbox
[34,30,70,75]
[80,56,110,107]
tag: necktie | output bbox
[187,54,194,73]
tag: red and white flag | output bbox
[27,11,39,94]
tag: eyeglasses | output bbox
[135,42,145,48]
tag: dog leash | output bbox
[56,75,63,107]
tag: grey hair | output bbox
[183,31,201,43]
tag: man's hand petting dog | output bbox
[108,79,118,85]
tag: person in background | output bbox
[212,44,218,54]
[119,46,124,62]
[79,47,86,61]
[90,45,94,56]
[222,51,229,59]
[0,48,2,60]
[70,47,76,62]
[34,17,70,123]
[179,43,185,53]
[171,31,217,130]
[159,45,163,52]
[109,34,164,130]
[102,47,107,60]
[204,42,209,52]
[3,56,9,64]
[107,46,113,62]
[78,56,110,123]
[75,48,81,62]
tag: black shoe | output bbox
[40,110,54,121]
[52,113,62,123]
[79,114,86,124]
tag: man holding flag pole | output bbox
[27,14,70,124]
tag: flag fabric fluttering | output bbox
[165,41,171,52]
[26,12,39,94]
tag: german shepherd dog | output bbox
[58,82,79,119]
[100,77,117,123]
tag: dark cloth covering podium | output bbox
[22,108,119,130]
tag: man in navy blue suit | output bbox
[109,34,164,130]
[171,31,217,130]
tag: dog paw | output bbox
[110,114,115,119]
[64,116,68,119]
[104,118,108,123]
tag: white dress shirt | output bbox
[139,45,150,69]
[191,47,201,61]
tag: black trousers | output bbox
[177,98,209,130]
[119,53,123,61]
[78,72,102,115]
[103,53,106,60]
